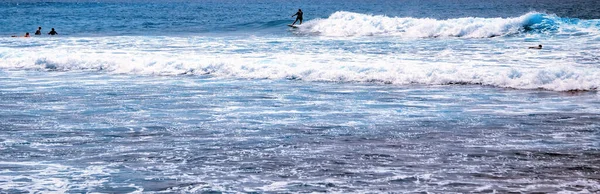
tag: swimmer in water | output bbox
[35,27,42,35]
[11,32,30,38]
[528,44,542,49]
[48,28,58,35]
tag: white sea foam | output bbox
[297,11,600,38]
[0,161,134,192]
[0,28,598,92]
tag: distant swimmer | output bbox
[35,27,42,35]
[48,28,58,35]
[528,44,542,49]
[291,9,303,26]
[11,32,30,38]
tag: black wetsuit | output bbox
[35,30,41,35]
[48,30,58,35]
[293,10,303,25]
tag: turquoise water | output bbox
[1,0,599,193]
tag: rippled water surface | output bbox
[1,0,600,192]
[1,71,598,192]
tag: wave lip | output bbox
[299,11,588,38]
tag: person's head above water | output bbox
[528,44,542,49]
[38,27,41,30]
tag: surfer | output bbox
[528,44,542,49]
[291,9,303,25]
[35,27,42,35]
[48,28,58,35]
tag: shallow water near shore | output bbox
[1,71,599,192]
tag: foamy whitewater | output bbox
[1,0,599,193]
[1,11,599,91]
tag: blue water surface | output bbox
[0,0,599,193]
[1,0,600,36]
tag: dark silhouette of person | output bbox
[528,45,542,49]
[13,32,30,37]
[35,27,42,35]
[291,9,303,25]
[48,28,58,35]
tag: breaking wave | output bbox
[1,51,597,92]
[296,11,600,38]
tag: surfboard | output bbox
[287,24,299,28]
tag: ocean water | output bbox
[1,0,599,193]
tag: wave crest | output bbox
[298,11,578,38]
[2,54,597,92]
